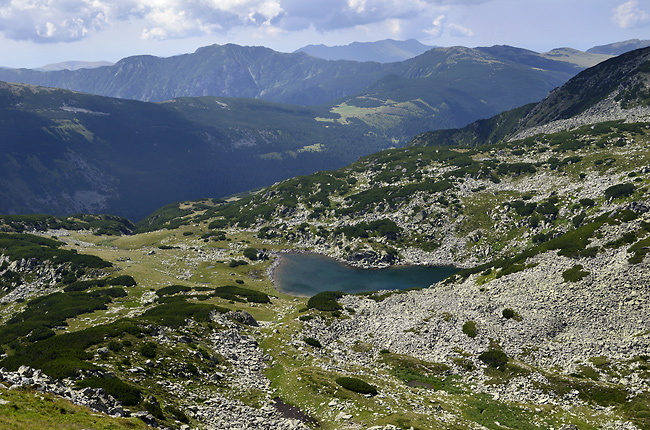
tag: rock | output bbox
[335,412,352,421]
[227,310,259,326]
[17,365,33,378]
[97,347,110,355]
[133,411,158,427]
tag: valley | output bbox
[0,44,650,430]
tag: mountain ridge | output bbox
[0,43,589,106]
[409,46,650,148]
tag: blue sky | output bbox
[0,0,648,68]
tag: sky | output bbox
[0,0,648,69]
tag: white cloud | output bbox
[0,0,494,43]
[424,14,446,37]
[0,0,117,42]
[448,23,473,37]
[613,0,650,29]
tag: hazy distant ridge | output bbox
[294,38,434,63]
[587,38,650,56]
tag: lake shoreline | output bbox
[270,250,458,297]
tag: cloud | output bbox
[0,0,493,43]
[424,14,446,37]
[0,0,119,43]
[613,0,650,29]
[448,23,473,37]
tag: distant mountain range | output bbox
[295,38,434,63]
[0,43,595,106]
[587,38,650,56]
[35,61,114,72]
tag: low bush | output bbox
[335,376,378,396]
[76,376,141,406]
[303,337,322,348]
[502,308,516,319]
[462,321,477,338]
[144,401,165,420]
[478,350,508,368]
[243,247,259,260]
[307,291,344,311]
[229,260,248,268]
[139,297,228,328]
[0,288,126,345]
[106,275,137,287]
[211,285,270,303]
[107,340,123,352]
[562,265,590,282]
[605,183,635,200]
[166,405,189,423]
[156,284,191,297]
[140,342,157,358]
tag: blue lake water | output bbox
[273,252,457,296]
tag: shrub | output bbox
[144,401,165,420]
[579,198,595,207]
[335,377,378,396]
[107,340,123,352]
[604,183,635,200]
[229,260,248,268]
[478,350,508,368]
[462,321,477,338]
[106,275,137,287]
[139,298,228,328]
[303,337,322,348]
[166,405,189,423]
[76,376,141,406]
[562,265,589,282]
[502,308,516,319]
[27,327,55,342]
[243,247,259,260]
[211,285,270,303]
[156,284,191,297]
[63,279,106,292]
[140,342,157,358]
[307,291,343,311]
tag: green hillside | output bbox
[0,82,390,220]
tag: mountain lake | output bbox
[273,252,458,296]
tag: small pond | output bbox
[273,252,457,296]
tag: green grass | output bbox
[0,386,150,430]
